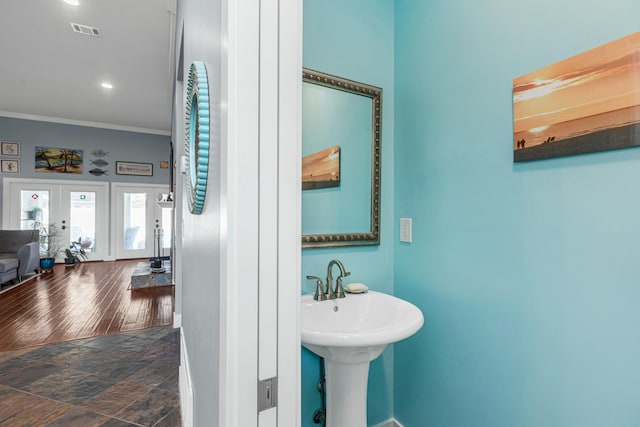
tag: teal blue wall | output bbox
[302,0,395,425]
[394,1,640,426]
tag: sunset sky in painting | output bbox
[513,31,640,134]
[302,145,340,188]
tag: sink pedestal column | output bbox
[325,360,370,427]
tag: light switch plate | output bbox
[400,218,412,243]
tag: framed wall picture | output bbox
[1,141,20,156]
[116,161,153,176]
[35,146,83,174]
[1,159,20,173]
[513,31,640,162]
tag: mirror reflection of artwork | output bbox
[513,31,640,162]
[302,145,340,190]
[35,146,83,174]
[302,79,373,237]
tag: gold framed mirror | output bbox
[302,68,382,249]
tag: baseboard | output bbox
[173,313,182,328]
[179,328,194,427]
[372,418,404,427]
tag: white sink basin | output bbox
[301,290,424,362]
[301,291,424,426]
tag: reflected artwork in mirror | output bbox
[302,68,382,249]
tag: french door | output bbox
[111,183,172,260]
[2,178,109,261]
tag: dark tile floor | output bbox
[0,326,181,426]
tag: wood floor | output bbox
[0,260,174,352]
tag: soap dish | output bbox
[345,283,369,294]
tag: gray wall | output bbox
[0,116,171,219]
[174,0,223,425]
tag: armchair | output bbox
[0,230,40,284]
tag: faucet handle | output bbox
[307,275,327,301]
[335,276,346,299]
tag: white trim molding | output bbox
[0,111,170,136]
[179,328,194,427]
[276,0,303,425]
[173,313,182,328]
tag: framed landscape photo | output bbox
[1,159,20,174]
[513,31,640,162]
[35,146,83,174]
[116,161,153,176]
[1,141,20,156]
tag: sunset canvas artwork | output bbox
[302,145,340,190]
[513,32,640,162]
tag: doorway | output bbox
[3,178,109,261]
[111,183,172,260]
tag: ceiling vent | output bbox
[70,22,101,37]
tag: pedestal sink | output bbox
[301,291,424,427]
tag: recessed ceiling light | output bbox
[63,0,79,6]
[101,82,113,89]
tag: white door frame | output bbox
[2,177,109,261]
[110,183,170,260]
[177,0,300,425]
[276,1,302,424]
[258,0,301,425]
[220,0,301,426]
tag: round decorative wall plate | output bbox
[185,61,210,214]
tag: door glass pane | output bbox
[69,191,96,252]
[20,190,50,230]
[123,192,146,250]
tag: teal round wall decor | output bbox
[185,61,210,214]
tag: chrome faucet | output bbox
[306,260,351,301]
[326,259,350,299]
